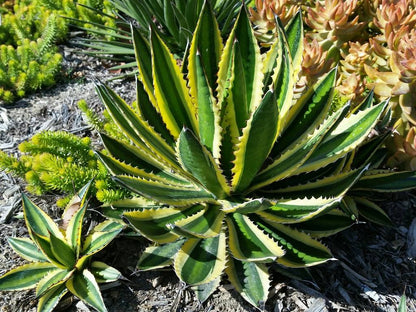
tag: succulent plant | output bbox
[93,3,393,308]
[0,182,124,312]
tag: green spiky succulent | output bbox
[94,3,391,308]
[0,182,124,312]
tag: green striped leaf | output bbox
[220,198,272,214]
[255,219,333,267]
[30,231,65,269]
[22,193,64,240]
[137,239,185,271]
[96,82,181,173]
[232,91,279,193]
[285,11,303,77]
[36,268,73,297]
[90,261,122,283]
[150,28,197,137]
[296,100,388,174]
[66,270,107,312]
[251,103,344,191]
[226,258,269,309]
[37,284,67,312]
[177,128,229,198]
[226,213,285,261]
[124,205,203,243]
[190,277,221,304]
[276,68,336,153]
[353,197,393,226]
[0,262,56,291]
[262,25,283,92]
[264,168,365,199]
[49,232,75,268]
[114,175,215,206]
[131,26,154,103]
[135,78,174,146]
[188,0,223,94]
[8,237,47,262]
[174,233,226,285]
[293,209,354,238]
[82,220,124,256]
[352,170,416,192]
[256,197,342,224]
[173,205,225,238]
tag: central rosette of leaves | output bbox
[95,2,387,308]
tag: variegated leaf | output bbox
[225,258,269,309]
[90,261,122,283]
[285,11,303,77]
[255,218,333,267]
[124,205,203,243]
[177,128,229,198]
[220,198,272,214]
[150,28,197,137]
[256,197,342,224]
[0,262,56,291]
[7,237,47,262]
[49,231,76,268]
[36,268,73,297]
[137,239,185,271]
[66,270,107,312]
[172,205,224,238]
[191,277,221,303]
[37,284,68,312]
[174,233,226,285]
[81,220,124,257]
[352,170,416,192]
[226,213,284,261]
[353,197,393,226]
[114,175,215,206]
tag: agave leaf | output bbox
[226,258,269,309]
[131,26,155,102]
[90,261,122,283]
[251,100,344,191]
[96,82,182,173]
[65,201,86,259]
[124,205,203,243]
[150,27,197,137]
[226,213,284,261]
[262,24,283,92]
[296,100,388,174]
[114,175,215,206]
[0,262,56,291]
[293,209,354,238]
[135,78,175,146]
[285,11,303,77]
[174,233,226,285]
[255,219,333,267]
[276,68,336,153]
[191,277,221,303]
[352,170,416,192]
[66,269,107,312]
[82,220,124,257]
[138,239,185,271]
[37,284,68,312]
[256,197,342,224]
[30,231,66,269]
[49,231,76,268]
[353,197,393,227]
[7,237,47,262]
[96,151,188,185]
[177,128,230,198]
[264,168,366,199]
[232,91,279,192]
[36,269,74,297]
[172,205,225,238]
[22,194,64,241]
[220,198,273,214]
[188,0,223,93]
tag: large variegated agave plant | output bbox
[95,2,390,308]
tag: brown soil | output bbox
[0,46,415,312]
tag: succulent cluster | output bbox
[0,182,124,312]
[0,130,128,207]
[0,0,116,104]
